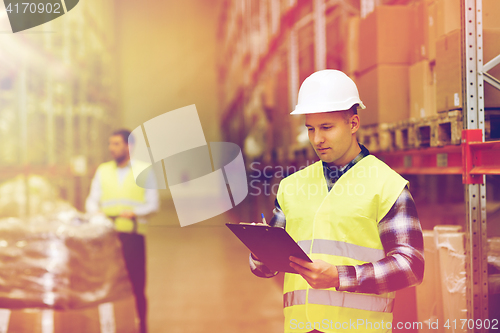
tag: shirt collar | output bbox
[322,144,370,177]
[114,160,131,169]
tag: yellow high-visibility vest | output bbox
[277,155,408,333]
[99,160,148,235]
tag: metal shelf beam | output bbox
[376,130,500,178]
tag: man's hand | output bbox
[289,256,339,289]
[119,210,136,219]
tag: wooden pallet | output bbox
[393,119,418,150]
[358,111,463,152]
[357,123,396,152]
[358,120,419,152]
[358,110,500,152]
[485,109,500,140]
[414,111,463,148]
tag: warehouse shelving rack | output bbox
[0,0,118,214]
[374,0,499,329]
[218,0,359,161]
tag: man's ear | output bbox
[350,114,360,134]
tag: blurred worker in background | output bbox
[86,129,159,333]
[250,70,424,333]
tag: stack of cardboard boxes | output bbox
[409,0,437,119]
[434,0,461,113]
[435,0,500,112]
[351,0,500,134]
[356,5,413,125]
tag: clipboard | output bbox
[226,223,312,274]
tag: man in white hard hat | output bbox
[250,70,424,333]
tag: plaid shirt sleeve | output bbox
[336,187,425,294]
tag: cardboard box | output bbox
[435,0,461,38]
[432,226,463,332]
[410,1,437,63]
[410,1,424,64]
[346,16,359,75]
[415,231,444,333]
[2,296,138,333]
[435,0,500,35]
[484,0,500,29]
[359,6,412,73]
[428,2,437,61]
[483,28,500,108]
[298,22,315,84]
[436,232,467,333]
[326,12,342,70]
[436,28,500,112]
[357,64,410,125]
[436,29,462,112]
[410,60,437,118]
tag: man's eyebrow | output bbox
[305,122,333,127]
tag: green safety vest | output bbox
[98,160,148,235]
[277,155,408,333]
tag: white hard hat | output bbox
[291,70,366,115]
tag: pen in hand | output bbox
[261,213,268,225]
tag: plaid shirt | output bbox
[249,145,425,295]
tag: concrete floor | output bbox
[145,199,284,333]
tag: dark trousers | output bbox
[118,232,147,333]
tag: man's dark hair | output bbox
[342,104,358,123]
[112,129,134,145]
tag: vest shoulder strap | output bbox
[97,160,117,173]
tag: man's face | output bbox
[305,111,355,166]
[108,135,129,162]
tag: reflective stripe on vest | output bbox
[284,289,394,313]
[297,239,385,263]
[101,199,144,208]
